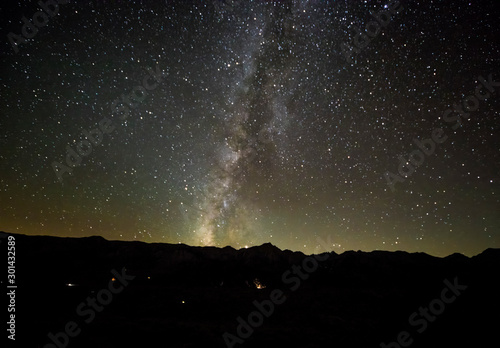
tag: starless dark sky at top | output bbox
[0,0,499,256]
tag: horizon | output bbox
[4,230,496,259]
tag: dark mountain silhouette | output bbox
[2,231,499,348]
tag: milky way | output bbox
[189,1,304,246]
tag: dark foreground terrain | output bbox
[1,231,499,348]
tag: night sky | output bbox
[1,0,499,257]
